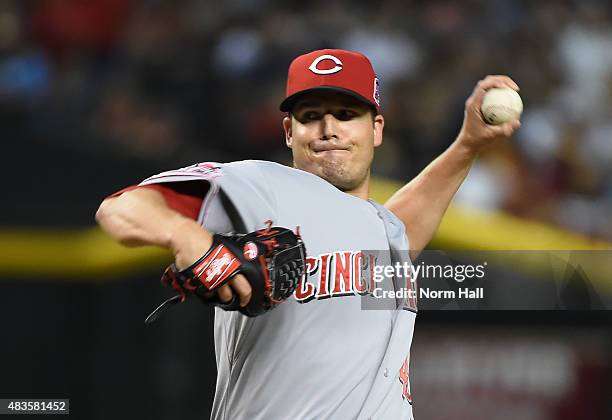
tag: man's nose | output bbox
[320,113,339,140]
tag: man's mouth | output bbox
[312,144,351,153]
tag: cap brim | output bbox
[279,86,378,113]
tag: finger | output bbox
[230,274,253,307]
[486,119,521,137]
[480,75,520,91]
[217,284,233,303]
[483,75,519,90]
[468,83,487,112]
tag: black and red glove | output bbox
[145,223,306,323]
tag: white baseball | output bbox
[480,87,523,125]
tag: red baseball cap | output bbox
[280,49,381,113]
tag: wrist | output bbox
[454,131,481,160]
[167,217,213,257]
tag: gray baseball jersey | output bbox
[139,160,418,420]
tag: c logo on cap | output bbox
[308,54,343,75]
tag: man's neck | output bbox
[343,175,370,200]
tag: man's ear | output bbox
[283,116,292,148]
[373,114,384,147]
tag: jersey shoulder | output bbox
[226,160,342,189]
[223,160,304,177]
[147,159,333,191]
[223,160,336,190]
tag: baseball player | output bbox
[96,49,520,419]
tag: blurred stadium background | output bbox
[1,0,611,419]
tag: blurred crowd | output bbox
[1,0,611,239]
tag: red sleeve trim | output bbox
[108,182,207,220]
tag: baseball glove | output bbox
[145,222,306,323]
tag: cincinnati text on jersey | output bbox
[294,250,418,311]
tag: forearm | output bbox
[95,188,211,254]
[386,75,521,258]
[385,140,477,257]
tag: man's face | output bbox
[282,91,384,192]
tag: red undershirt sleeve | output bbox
[108,181,208,220]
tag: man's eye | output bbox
[303,111,321,120]
[336,110,357,120]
